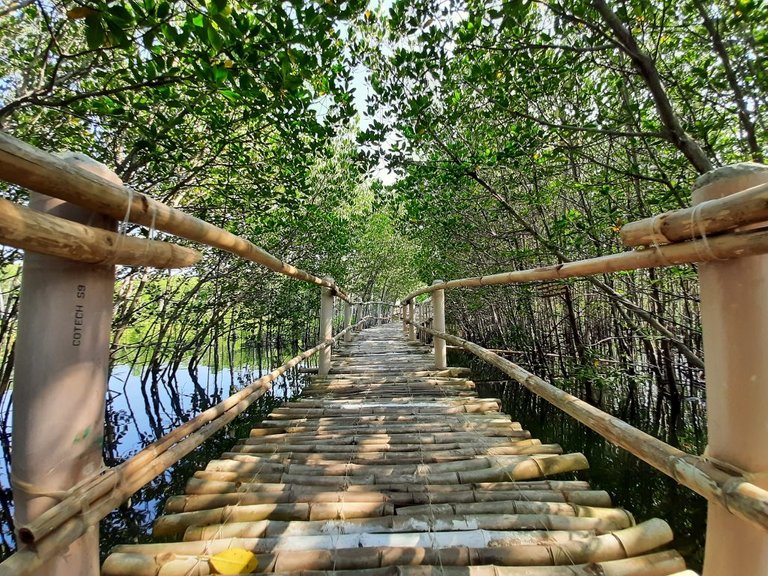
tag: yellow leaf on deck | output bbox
[209,549,258,574]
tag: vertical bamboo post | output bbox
[343,300,353,343]
[407,300,415,341]
[401,300,407,334]
[318,280,334,376]
[12,153,117,576]
[695,163,768,576]
[432,280,447,369]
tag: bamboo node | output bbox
[610,531,631,558]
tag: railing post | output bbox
[318,280,334,376]
[407,300,415,341]
[12,153,117,575]
[401,300,407,334]
[343,299,353,343]
[695,163,768,576]
[432,280,447,369]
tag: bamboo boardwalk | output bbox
[101,323,690,575]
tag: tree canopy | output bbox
[0,0,766,418]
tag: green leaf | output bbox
[206,26,223,51]
[220,89,240,101]
[109,5,133,25]
[84,15,106,49]
[156,1,170,19]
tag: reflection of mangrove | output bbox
[0,331,310,561]
[99,393,284,561]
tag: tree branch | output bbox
[591,0,714,174]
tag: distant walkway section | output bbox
[101,323,690,575]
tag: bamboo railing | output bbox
[401,162,768,576]
[0,319,372,576]
[406,321,768,534]
[0,132,349,299]
[402,226,768,301]
[0,132,397,575]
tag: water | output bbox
[0,357,309,561]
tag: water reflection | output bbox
[0,351,309,561]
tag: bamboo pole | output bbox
[229,442,539,459]
[343,300,353,343]
[432,280,447,369]
[189,453,589,486]
[206,551,689,576]
[100,552,687,576]
[230,439,534,453]
[402,226,768,302]
[182,479,592,495]
[0,197,200,268]
[247,421,516,436]
[620,175,768,247]
[115,529,600,556]
[221,445,547,463]
[695,164,768,575]
[162,487,610,513]
[0,131,349,300]
[396,501,631,522]
[410,322,768,535]
[0,320,370,576]
[318,283,334,376]
[152,502,397,536]
[408,300,415,340]
[207,453,567,477]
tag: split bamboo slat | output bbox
[101,323,692,576]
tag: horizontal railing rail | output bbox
[0,132,401,574]
[400,163,768,574]
[406,320,768,534]
[402,226,768,302]
[0,132,349,300]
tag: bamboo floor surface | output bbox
[101,323,692,576]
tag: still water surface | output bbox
[0,357,308,560]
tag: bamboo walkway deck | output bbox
[101,323,690,575]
